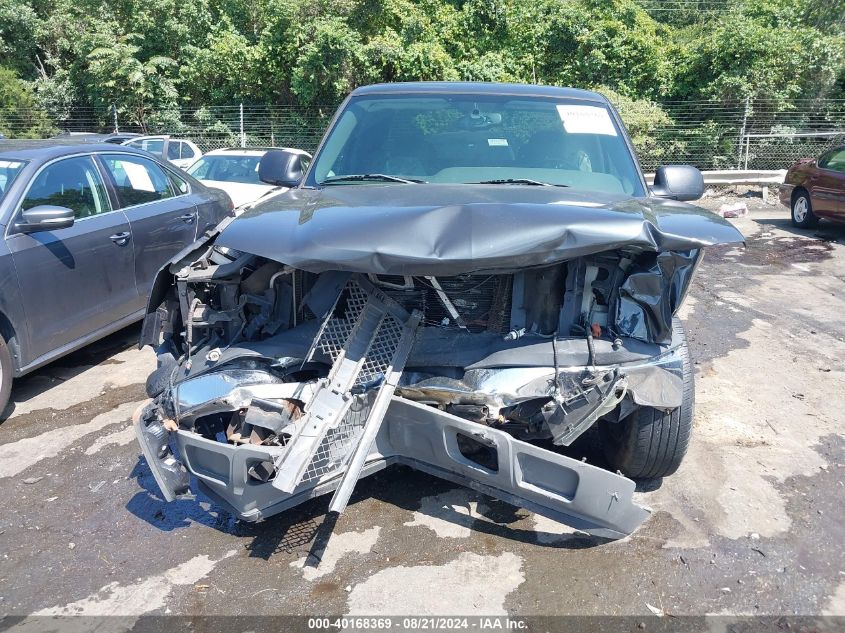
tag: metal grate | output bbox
[286,275,414,489]
[356,315,404,387]
[299,315,404,486]
[315,282,369,362]
[300,395,370,484]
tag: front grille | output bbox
[371,274,513,333]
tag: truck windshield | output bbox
[308,94,644,195]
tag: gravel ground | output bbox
[0,193,843,627]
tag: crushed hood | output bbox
[215,184,744,275]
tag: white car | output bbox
[121,136,203,170]
[186,148,311,210]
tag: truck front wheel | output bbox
[599,319,694,480]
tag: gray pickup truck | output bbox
[134,82,743,539]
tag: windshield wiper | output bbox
[470,178,569,187]
[320,174,427,185]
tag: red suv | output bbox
[781,145,845,228]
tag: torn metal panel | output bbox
[135,335,682,535]
[174,374,318,418]
[615,250,702,345]
[164,342,684,425]
[385,398,650,539]
[542,369,628,446]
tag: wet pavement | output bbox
[0,201,843,621]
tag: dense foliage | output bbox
[0,0,843,135]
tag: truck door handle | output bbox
[109,231,131,246]
[179,213,196,223]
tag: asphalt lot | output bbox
[0,196,843,621]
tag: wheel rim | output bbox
[793,196,808,222]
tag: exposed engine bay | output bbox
[134,234,701,539]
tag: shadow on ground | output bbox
[127,451,613,559]
[1,324,142,422]
[753,215,845,244]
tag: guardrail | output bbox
[644,169,786,184]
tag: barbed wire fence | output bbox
[2,99,844,171]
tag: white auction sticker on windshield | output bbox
[556,105,618,136]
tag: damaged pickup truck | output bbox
[134,82,743,539]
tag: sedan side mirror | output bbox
[258,150,305,188]
[651,165,705,201]
[17,205,75,232]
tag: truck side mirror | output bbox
[258,150,306,188]
[651,165,705,201]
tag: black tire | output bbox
[0,334,13,416]
[791,189,819,229]
[599,318,694,480]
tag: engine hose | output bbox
[586,332,596,368]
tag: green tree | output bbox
[509,0,670,97]
[180,22,262,103]
[86,35,179,129]
[671,4,844,104]
[0,0,39,76]
[0,66,54,137]
[600,87,676,167]
[0,0,841,129]
[290,17,367,105]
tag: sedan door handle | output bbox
[179,213,196,223]
[109,231,131,246]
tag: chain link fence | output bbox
[37,105,334,154]
[3,99,844,171]
[652,99,845,170]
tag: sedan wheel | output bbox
[0,334,13,416]
[791,191,819,228]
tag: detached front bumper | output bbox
[135,391,652,539]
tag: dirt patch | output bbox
[708,229,834,268]
[744,232,834,266]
